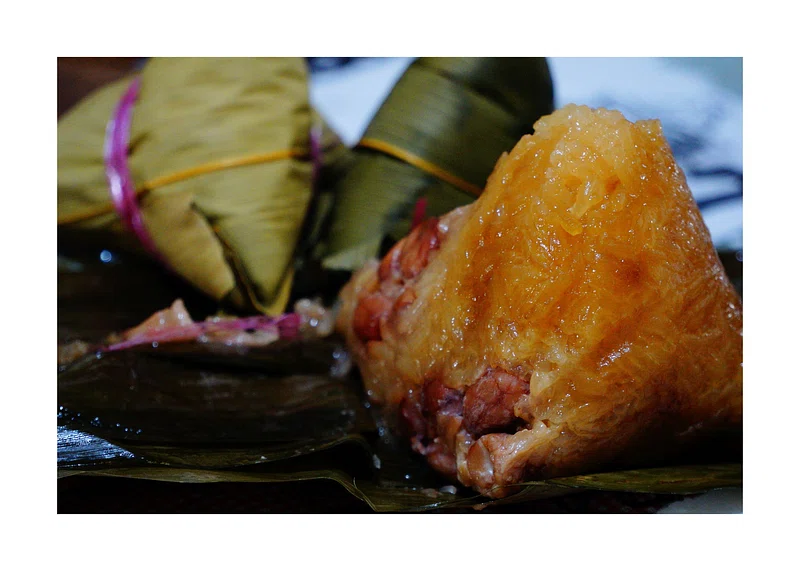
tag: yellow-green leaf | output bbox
[322,57,554,270]
[58,57,343,315]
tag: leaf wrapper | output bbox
[322,57,555,270]
[58,57,344,315]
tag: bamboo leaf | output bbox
[56,462,741,513]
[58,57,344,315]
[322,57,554,270]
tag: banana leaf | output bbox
[57,243,742,512]
[321,57,554,271]
[58,57,346,316]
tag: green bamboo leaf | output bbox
[322,57,554,271]
[58,430,374,472]
[56,463,741,513]
[543,464,743,494]
[58,352,372,447]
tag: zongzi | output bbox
[336,104,743,497]
[58,57,344,316]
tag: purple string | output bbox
[103,76,324,321]
[105,78,323,266]
[104,76,163,261]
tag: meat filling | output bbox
[400,371,530,482]
[463,369,530,437]
[357,213,536,485]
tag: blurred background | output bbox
[59,57,743,251]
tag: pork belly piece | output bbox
[336,104,743,497]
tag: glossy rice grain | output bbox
[337,105,743,497]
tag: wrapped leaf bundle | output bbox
[322,57,554,270]
[58,57,343,316]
